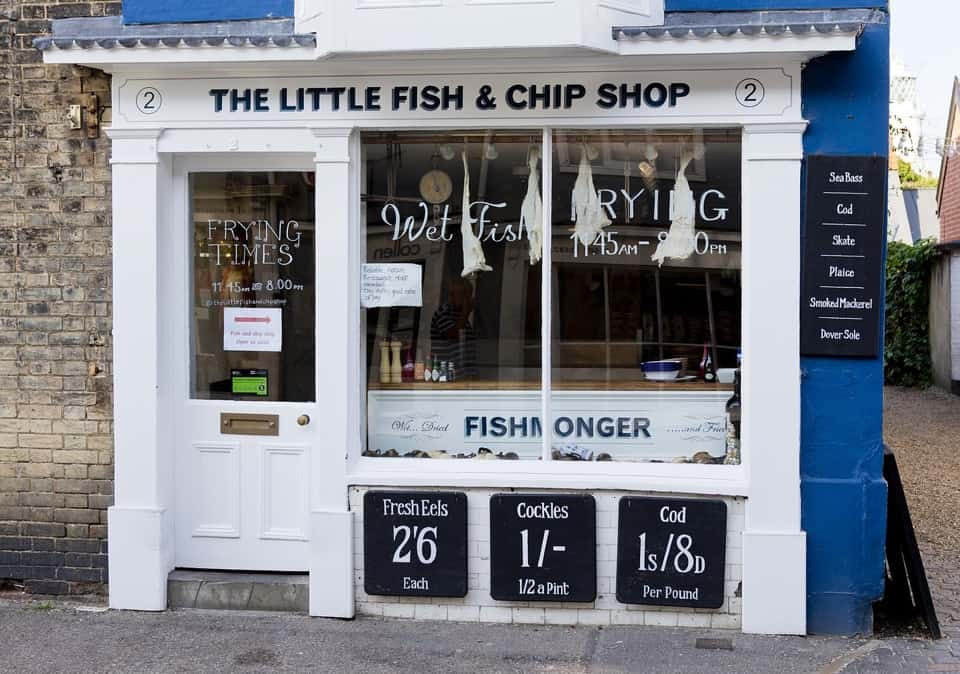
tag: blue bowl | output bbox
[641,360,682,380]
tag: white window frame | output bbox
[350,125,755,496]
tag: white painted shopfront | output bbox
[41,1,864,635]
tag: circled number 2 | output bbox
[735,79,765,108]
[136,87,162,115]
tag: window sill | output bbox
[346,457,748,496]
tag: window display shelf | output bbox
[367,379,732,392]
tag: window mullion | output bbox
[541,128,553,462]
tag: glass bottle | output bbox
[424,352,434,383]
[431,355,441,383]
[703,345,716,383]
[439,361,448,383]
[724,369,741,465]
[414,349,425,382]
[402,346,415,383]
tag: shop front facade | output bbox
[37,0,890,635]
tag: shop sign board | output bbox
[363,491,468,598]
[367,390,729,460]
[616,496,727,609]
[801,156,886,358]
[490,494,596,603]
[117,69,795,125]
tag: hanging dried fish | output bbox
[571,144,611,247]
[520,146,543,265]
[460,150,492,277]
[652,150,696,267]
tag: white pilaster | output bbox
[739,123,808,635]
[106,128,174,611]
[309,128,357,618]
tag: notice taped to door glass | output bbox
[231,369,269,397]
[223,307,282,352]
[361,263,423,308]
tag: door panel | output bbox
[259,444,309,541]
[189,442,241,538]
[173,162,317,572]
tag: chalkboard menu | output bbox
[490,494,596,603]
[616,497,727,609]
[801,156,886,357]
[363,491,467,598]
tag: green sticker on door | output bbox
[231,369,268,397]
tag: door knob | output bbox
[297,414,311,426]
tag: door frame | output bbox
[108,130,359,618]
[167,153,319,572]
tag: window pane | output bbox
[550,130,742,464]
[362,131,542,460]
[190,172,316,402]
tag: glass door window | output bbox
[190,171,316,402]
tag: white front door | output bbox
[171,158,319,571]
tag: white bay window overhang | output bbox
[296,0,665,55]
[35,9,876,70]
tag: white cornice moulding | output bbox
[107,127,162,164]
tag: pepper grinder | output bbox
[390,340,402,384]
[379,339,391,385]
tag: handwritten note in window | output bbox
[361,263,423,308]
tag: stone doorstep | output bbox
[167,570,309,614]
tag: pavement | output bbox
[1,386,959,673]
[0,595,957,674]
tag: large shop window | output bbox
[362,130,742,465]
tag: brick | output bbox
[23,579,68,594]
[53,508,99,524]
[20,550,62,566]
[53,538,98,553]
[58,566,102,583]
[21,522,64,537]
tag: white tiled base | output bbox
[350,487,744,629]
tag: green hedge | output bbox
[885,239,938,387]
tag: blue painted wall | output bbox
[666,0,886,9]
[123,0,293,25]
[121,0,888,24]
[800,16,889,634]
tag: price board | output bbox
[489,494,596,602]
[800,155,886,358]
[616,497,727,609]
[363,491,467,598]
